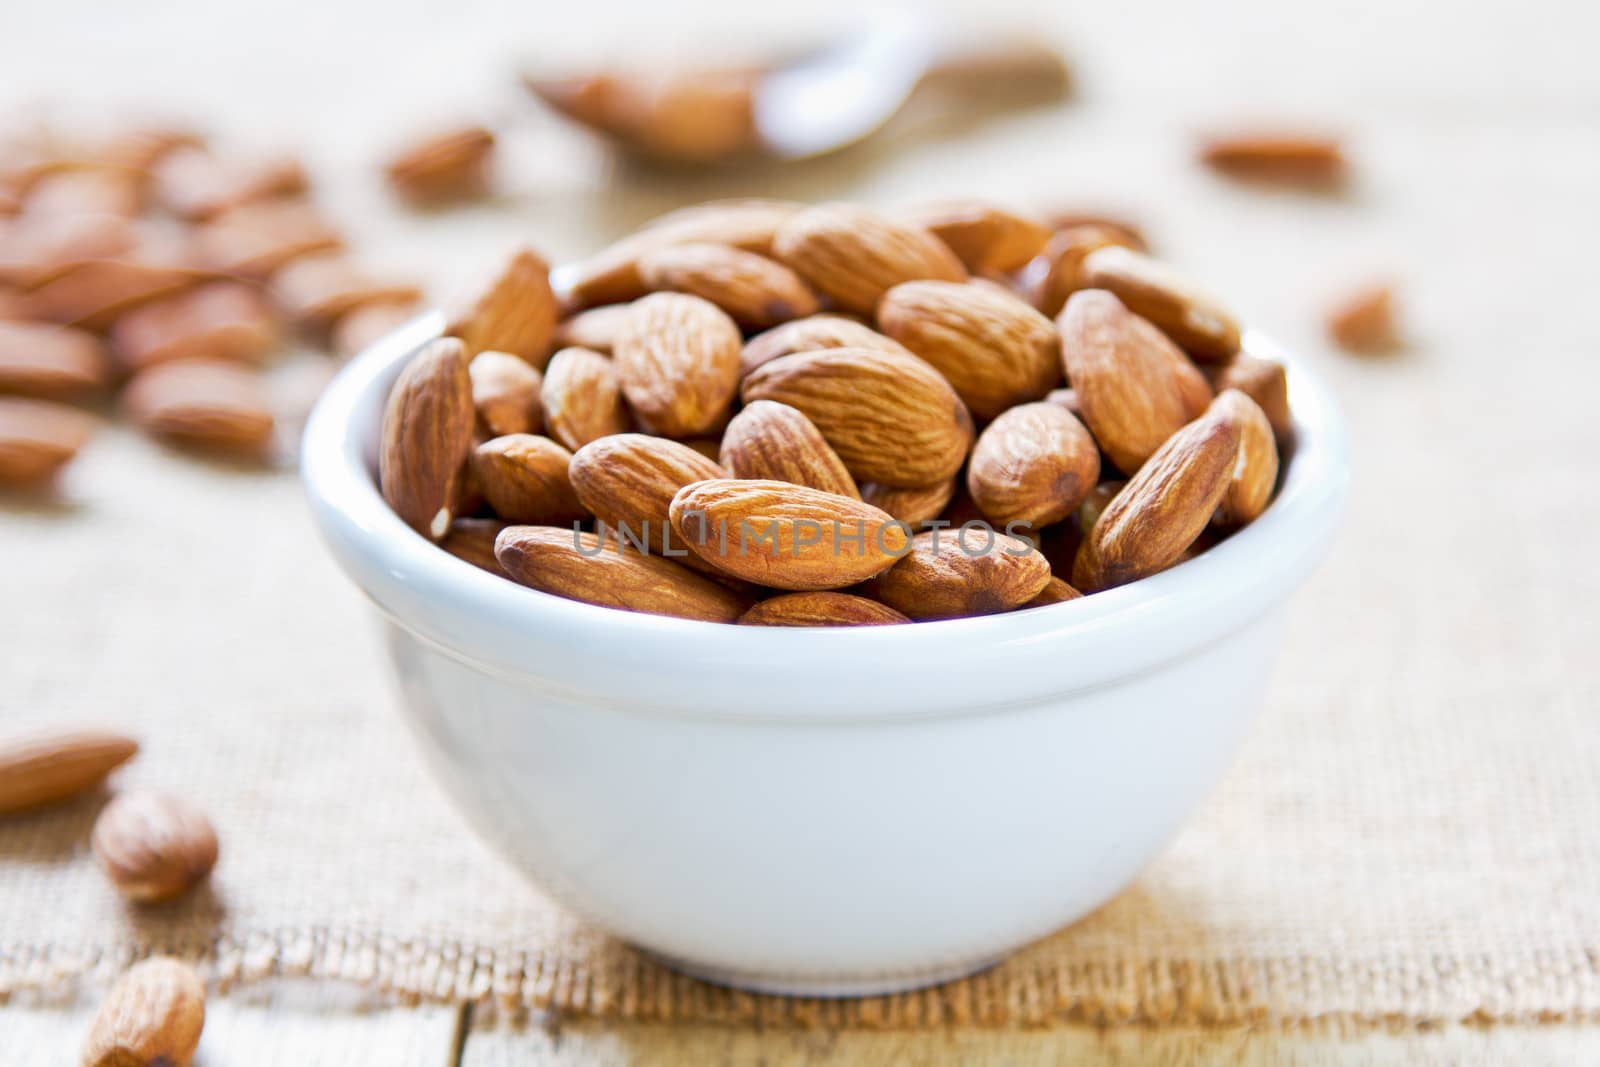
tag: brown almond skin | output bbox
[379,337,476,541]
[561,199,803,310]
[552,304,629,355]
[569,433,724,556]
[741,347,973,488]
[877,280,1061,420]
[447,247,559,367]
[1326,283,1400,354]
[1079,246,1241,361]
[614,292,741,438]
[495,525,746,622]
[772,202,966,315]
[740,592,910,627]
[1057,289,1213,475]
[270,255,422,332]
[385,124,495,204]
[719,400,858,498]
[0,730,138,814]
[1072,406,1242,592]
[332,303,417,360]
[193,198,342,280]
[110,283,277,372]
[1024,575,1084,608]
[859,478,957,526]
[739,314,907,379]
[637,242,819,331]
[1198,132,1346,185]
[440,517,509,576]
[0,396,98,486]
[967,402,1101,529]
[91,790,219,903]
[469,351,544,437]
[83,957,206,1067]
[470,434,584,524]
[1024,224,1144,318]
[541,346,631,451]
[907,200,1051,274]
[1211,389,1279,526]
[669,479,909,590]
[1210,353,1292,443]
[871,530,1052,620]
[123,359,276,457]
[0,320,110,400]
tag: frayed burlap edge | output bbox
[6,932,1600,1028]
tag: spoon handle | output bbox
[920,39,1071,98]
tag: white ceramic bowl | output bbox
[302,312,1349,997]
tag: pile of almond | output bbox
[381,198,1294,625]
[0,118,424,489]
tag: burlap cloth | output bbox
[4,0,1600,1031]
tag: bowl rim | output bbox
[302,311,1350,722]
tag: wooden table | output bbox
[5,0,1598,1061]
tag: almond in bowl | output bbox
[302,198,1349,997]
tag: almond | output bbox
[637,242,818,330]
[907,200,1051,273]
[0,397,97,486]
[772,202,965,315]
[739,592,910,627]
[569,433,724,556]
[379,337,475,540]
[552,304,629,355]
[541,346,631,451]
[110,282,276,371]
[82,957,206,1067]
[1198,132,1346,186]
[471,434,584,524]
[859,477,957,526]
[1023,223,1143,318]
[871,529,1051,619]
[669,479,908,590]
[1209,352,1292,442]
[385,124,495,204]
[270,254,421,333]
[1043,210,1149,252]
[23,170,140,218]
[1072,405,1242,592]
[0,729,137,814]
[440,517,509,576]
[1024,575,1084,608]
[331,302,418,360]
[19,256,203,331]
[719,399,858,498]
[0,320,110,399]
[124,359,275,456]
[0,211,139,288]
[446,247,558,366]
[1211,389,1279,525]
[91,790,219,903]
[152,147,307,220]
[495,525,746,622]
[469,351,543,437]
[877,280,1061,420]
[967,401,1100,529]
[1057,289,1213,474]
[613,292,741,438]
[560,198,802,310]
[1326,282,1400,354]
[192,198,343,279]
[1079,246,1241,361]
[739,313,907,378]
[741,346,973,488]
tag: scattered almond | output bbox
[0,320,110,400]
[192,198,342,279]
[0,730,137,814]
[152,146,307,220]
[110,282,276,371]
[270,254,421,332]
[740,592,910,627]
[332,302,418,359]
[385,124,496,205]
[1326,282,1400,353]
[91,790,219,903]
[123,359,275,456]
[82,956,206,1067]
[0,397,97,486]
[1199,131,1346,186]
